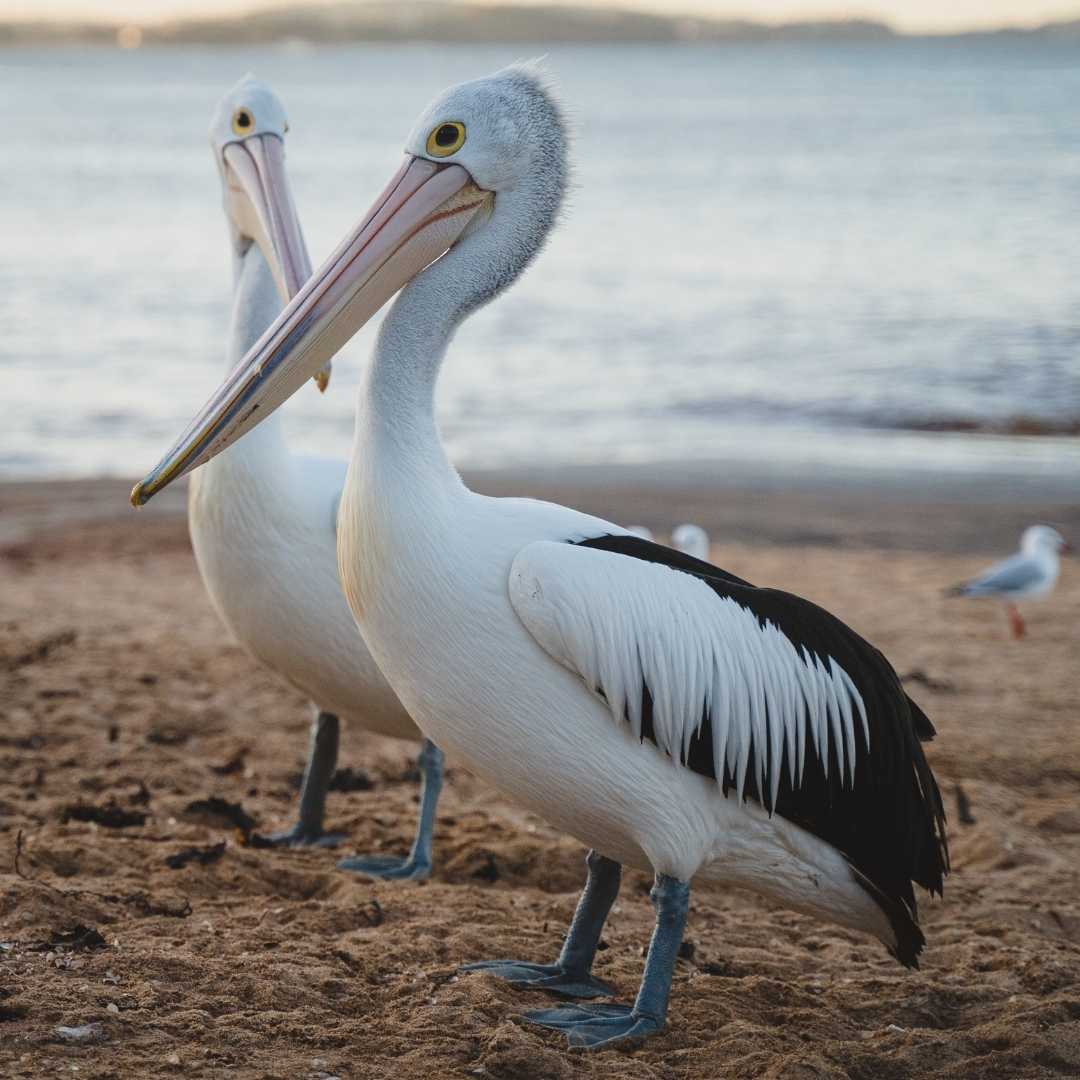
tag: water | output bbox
[2,41,1079,483]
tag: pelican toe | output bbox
[259,825,346,849]
[461,960,614,999]
[523,1003,663,1049]
[337,853,432,881]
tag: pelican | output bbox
[671,523,710,562]
[133,65,949,1049]
[188,76,445,878]
[946,524,1069,639]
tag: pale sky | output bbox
[8,0,1080,34]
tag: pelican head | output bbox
[209,76,328,392]
[133,64,566,506]
[1020,525,1069,556]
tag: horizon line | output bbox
[4,1,1080,38]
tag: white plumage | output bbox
[509,540,869,807]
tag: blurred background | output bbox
[5,14,1080,1079]
[1,1,1079,489]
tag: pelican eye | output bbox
[426,121,466,158]
[231,108,255,136]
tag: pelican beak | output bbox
[221,133,332,393]
[131,156,491,507]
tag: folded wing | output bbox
[508,533,947,920]
[952,553,1042,597]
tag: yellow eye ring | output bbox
[426,121,466,158]
[231,108,255,136]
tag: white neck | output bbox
[354,269,462,499]
[353,181,556,512]
[1031,544,1060,566]
[211,242,289,471]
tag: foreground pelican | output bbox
[189,76,444,877]
[134,66,949,1049]
[946,524,1068,639]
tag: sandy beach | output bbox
[1,471,1078,1079]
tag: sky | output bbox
[7,0,1080,34]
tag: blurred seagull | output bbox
[626,525,654,541]
[946,525,1069,639]
[671,524,710,562]
[186,77,444,877]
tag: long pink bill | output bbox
[221,133,331,392]
[132,156,491,507]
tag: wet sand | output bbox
[1,473,1078,1078]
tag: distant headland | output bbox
[3,2,1080,47]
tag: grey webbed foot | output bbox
[337,852,431,881]
[523,1003,663,1049]
[337,740,444,883]
[524,873,689,1049]
[462,850,622,1000]
[259,825,346,849]
[262,710,341,853]
[460,960,614,999]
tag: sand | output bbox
[1,473,1079,1079]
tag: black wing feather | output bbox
[576,534,948,966]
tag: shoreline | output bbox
[3,462,1075,555]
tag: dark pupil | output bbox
[237,112,251,128]
[435,124,459,147]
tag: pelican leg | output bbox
[525,873,689,1049]
[461,849,621,999]
[261,711,345,848]
[338,739,443,880]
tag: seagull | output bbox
[626,525,654,541]
[671,524,710,562]
[946,525,1069,639]
[187,76,445,878]
[132,64,949,1050]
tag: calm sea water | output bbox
[2,42,1079,482]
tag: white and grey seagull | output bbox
[946,524,1069,639]
[132,64,949,1050]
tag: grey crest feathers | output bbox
[407,62,571,326]
[209,73,288,150]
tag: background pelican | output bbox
[133,65,948,1050]
[187,76,444,878]
[947,524,1069,638]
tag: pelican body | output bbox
[135,66,948,1049]
[187,77,444,877]
[947,525,1068,638]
